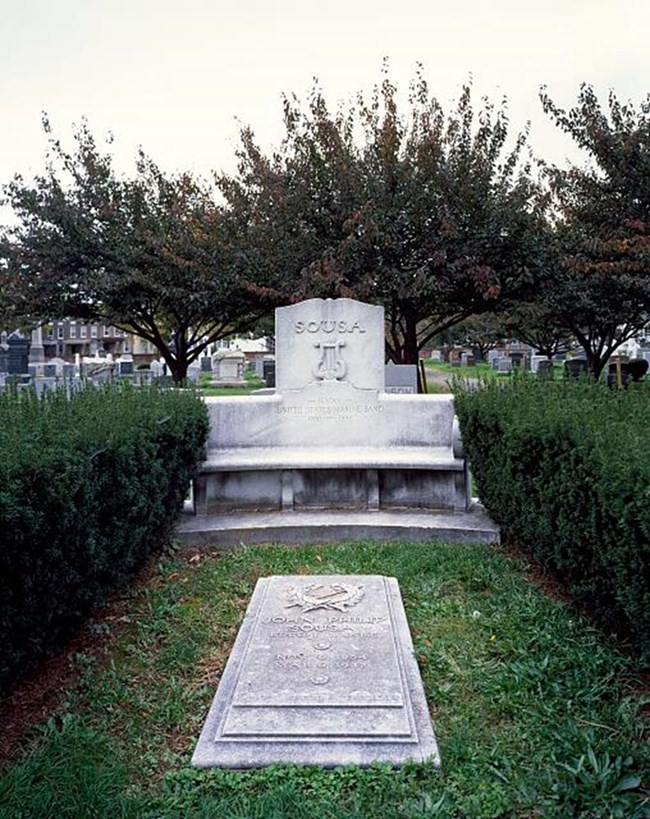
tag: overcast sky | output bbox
[1,0,649,194]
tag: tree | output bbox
[1,118,274,382]
[503,300,575,359]
[540,85,650,377]
[457,313,509,361]
[0,263,16,331]
[218,67,546,364]
[430,312,508,359]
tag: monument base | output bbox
[192,575,441,768]
[176,504,500,548]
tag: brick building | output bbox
[41,321,129,359]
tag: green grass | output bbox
[199,369,265,396]
[424,360,496,379]
[422,361,493,393]
[0,541,647,818]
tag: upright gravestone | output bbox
[510,351,524,368]
[29,326,45,365]
[117,358,134,376]
[187,363,201,385]
[497,357,512,375]
[193,574,440,768]
[530,354,545,374]
[212,349,246,384]
[384,363,418,394]
[7,332,30,375]
[488,349,500,368]
[275,299,384,393]
[564,359,588,379]
[262,357,276,388]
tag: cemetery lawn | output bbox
[425,360,497,381]
[0,542,647,819]
[199,370,265,397]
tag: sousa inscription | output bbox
[293,319,366,334]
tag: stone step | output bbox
[175,503,500,548]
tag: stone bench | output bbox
[192,393,469,514]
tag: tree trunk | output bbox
[401,315,420,365]
[581,347,605,380]
[169,355,189,384]
[155,340,189,384]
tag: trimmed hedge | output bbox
[0,384,208,694]
[454,376,650,657]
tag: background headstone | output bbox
[263,358,276,388]
[627,358,649,381]
[384,364,418,394]
[118,358,134,376]
[28,326,45,364]
[33,377,56,398]
[150,359,165,378]
[7,333,30,375]
[530,354,546,374]
[187,363,201,385]
[212,349,246,382]
[564,359,588,379]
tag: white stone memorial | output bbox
[180,297,499,545]
[212,349,246,384]
[192,574,440,768]
[194,299,468,512]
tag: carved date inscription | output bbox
[231,575,404,707]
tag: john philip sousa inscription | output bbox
[192,574,440,768]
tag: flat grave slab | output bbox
[192,574,440,768]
